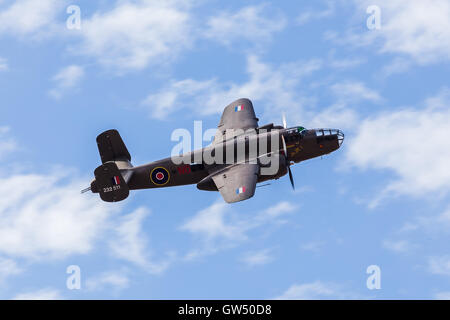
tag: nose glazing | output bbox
[314,128,344,147]
[337,129,344,147]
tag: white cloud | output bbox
[346,88,450,205]
[0,257,22,281]
[241,249,273,267]
[181,201,245,241]
[205,4,286,46]
[353,0,450,65]
[275,281,351,299]
[434,291,450,300]
[85,270,130,293]
[142,78,221,120]
[305,80,377,131]
[0,129,181,282]
[399,207,450,235]
[307,104,359,132]
[331,81,381,103]
[428,256,450,277]
[380,57,412,77]
[296,1,334,25]
[300,241,325,253]
[48,65,84,99]
[0,57,7,71]
[262,201,297,218]
[0,172,117,259]
[142,55,322,120]
[182,200,296,242]
[181,200,296,260]
[73,0,193,71]
[0,0,65,37]
[0,2,286,72]
[329,57,366,70]
[0,126,17,159]
[382,239,411,253]
[13,288,62,300]
[109,207,174,274]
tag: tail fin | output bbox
[88,129,133,202]
[96,129,131,163]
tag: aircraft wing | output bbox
[211,163,259,203]
[213,98,259,144]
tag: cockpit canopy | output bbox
[286,126,308,134]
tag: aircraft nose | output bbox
[314,128,344,149]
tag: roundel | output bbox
[150,167,170,186]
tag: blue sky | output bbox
[0,0,450,299]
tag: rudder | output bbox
[91,162,130,202]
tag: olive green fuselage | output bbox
[124,128,343,191]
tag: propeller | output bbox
[282,112,287,129]
[288,164,295,190]
[281,113,295,190]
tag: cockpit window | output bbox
[287,126,307,134]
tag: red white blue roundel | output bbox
[150,167,170,186]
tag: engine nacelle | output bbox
[257,153,288,183]
[197,174,219,191]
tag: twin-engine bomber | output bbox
[82,98,344,203]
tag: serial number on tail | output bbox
[103,185,121,193]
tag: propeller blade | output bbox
[288,166,295,190]
[282,112,287,129]
[281,134,294,190]
[281,134,288,159]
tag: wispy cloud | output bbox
[380,57,413,77]
[0,172,117,259]
[0,126,17,159]
[346,87,450,206]
[262,201,297,218]
[109,208,175,274]
[48,65,84,99]
[241,249,273,267]
[339,1,450,67]
[0,258,22,282]
[0,0,66,38]
[434,291,450,300]
[181,200,297,260]
[204,4,286,47]
[331,81,382,103]
[307,104,359,131]
[85,270,130,294]
[398,207,450,235]
[275,281,359,300]
[0,57,8,71]
[428,256,450,277]
[180,201,247,243]
[71,0,194,71]
[300,241,325,253]
[382,239,412,253]
[12,288,62,300]
[142,55,322,120]
[296,1,334,25]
